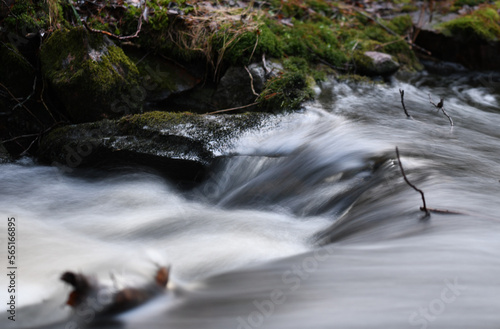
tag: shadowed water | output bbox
[1,71,500,329]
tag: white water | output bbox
[1,72,500,328]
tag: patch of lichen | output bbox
[439,6,500,41]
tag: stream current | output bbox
[1,71,500,329]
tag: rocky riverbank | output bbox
[1,0,500,182]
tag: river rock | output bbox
[37,111,268,183]
[354,51,400,77]
[124,49,203,106]
[40,27,142,123]
[212,63,267,110]
[412,10,500,71]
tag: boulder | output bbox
[212,63,267,110]
[412,8,500,71]
[124,49,202,106]
[40,27,142,123]
[354,51,400,77]
[37,111,268,183]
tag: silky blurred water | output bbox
[1,72,500,329]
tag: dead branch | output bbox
[248,34,259,64]
[428,94,453,126]
[244,65,259,98]
[395,146,430,217]
[399,89,411,118]
[12,76,37,111]
[262,53,270,76]
[81,5,145,40]
[427,208,463,215]
[0,82,44,125]
[205,101,260,115]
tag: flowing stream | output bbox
[1,71,500,329]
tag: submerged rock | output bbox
[354,51,400,77]
[40,27,142,123]
[38,111,268,183]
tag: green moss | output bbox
[120,111,195,129]
[387,15,413,35]
[258,57,315,111]
[439,7,500,41]
[222,25,283,65]
[41,27,141,122]
[3,0,49,32]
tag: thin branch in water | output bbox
[399,89,411,118]
[205,101,260,115]
[429,94,453,126]
[440,107,453,126]
[395,147,430,217]
[244,65,259,98]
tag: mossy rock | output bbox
[40,27,142,123]
[353,51,400,77]
[38,111,269,183]
[438,7,500,42]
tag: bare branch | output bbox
[429,94,453,126]
[395,147,430,217]
[248,34,259,64]
[81,5,146,40]
[205,102,260,115]
[244,65,259,98]
[399,89,411,118]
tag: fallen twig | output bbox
[399,89,411,118]
[244,65,259,98]
[262,53,270,76]
[248,34,259,64]
[12,76,37,111]
[429,94,453,126]
[0,82,44,125]
[395,147,430,217]
[81,5,146,40]
[205,101,260,115]
[395,147,464,217]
